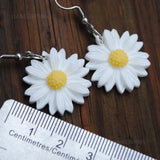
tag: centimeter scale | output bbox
[0,100,156,160]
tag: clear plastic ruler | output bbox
[0,100,156,160]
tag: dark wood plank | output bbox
[0,0,159,159]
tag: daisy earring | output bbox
[55,0,151,94]
[0,49,91,115]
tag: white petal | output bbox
[25,84,45,96]
[50,47,57,54]
[67,54,78,62]
[115,71,125,94]
[125,68,140,88]
[85,52,108,62]
[129,51,149,59]
[130,42,143,52]
[25,66,46,79]
[36,93,50,110]
[91,66,106,81]
[31,60,49,75]
[56,91,65,115]
[23,75,45,85]
[49,50,58,70]
[129,59,150,68]
[85,62,99,70]
[66,89,84,104]
[104,72,116,92]
[67,83,90,96]
[103,29,116,51]
[121,70,134,92]
[62,89,74,113]
[29,86,49,103]
[97,68,113,88]
[58,48,66,60]
[67,78,91,88]
[120,31,129,48]
[128,65,148,77]
[88,44,110,54]
[123,34,138,52]
[42,51,49,57]
[111,29,120,48]
[48,92,57,115]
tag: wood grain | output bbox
[0,0,160,159]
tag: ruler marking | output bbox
[11,101,18,115]
[78,129,85,143]
[125,148,131,160]
[84,132,91,146]
[4,100,15,123]
[20,105,27,119]
[55,120,62,134]
[137,153,141,160]
[90,134,97,148]
[50,118,59,136]
[34,113,44,135]
[134,151,138,160]
[80,131,88,149]
[123,147,129,160]
[69,125,76,140]
[26,107,32,122]
[76,129,82,142]
[114,144,120,158]
[29,109,36,122]
[34,111,41,125]
[14,103,21,116]
[17,104,23,118]
[64,123,70,137]
[99,138,105,152]
[61,122,68,136]
[120,146,127,160]
[109,143,116,159]
[130,149,135,160]
[49,118,56,131]
[112,143,119,159]
[0,146,7,151]
[105,140,111,154]
[73,127,79,141]
[87,133,94,147]
[21,106,29,124]
[117,144,123,159]
[47,116,54,130]
[58,121,65,135]
[40,114,47,127]
[63,125,73,147]
[107,141,114,155]
[43,115,50,128]
[102,140,109,153]
[32,110,39,124]
[93,137,102,160]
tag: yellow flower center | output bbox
[109,49,128,67]
[46,70,67,90]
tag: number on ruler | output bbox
[29,128,34,136]
[56,140,64,149]
[86,152,93,160]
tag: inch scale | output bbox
[0,100,156,160]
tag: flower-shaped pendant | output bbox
[23,48,91,115]
[86,29,150,94]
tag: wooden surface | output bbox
[0,0,160,159]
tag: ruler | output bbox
[0,100,156,160]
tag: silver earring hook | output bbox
[0,51,46,63]
[55,0,85,18]
[55,0,103,43]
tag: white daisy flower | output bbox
[23,47,91,115]
[85,29,150,94]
